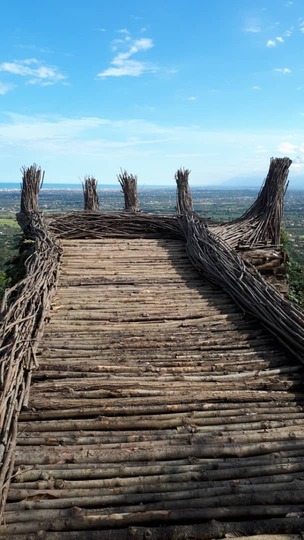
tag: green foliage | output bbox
[280,227,304,308]
[0,218,22,299]
[280,227,289,252]
[0,270,10,298]
[286,260,304,309]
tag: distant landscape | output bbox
[0,184,304,298]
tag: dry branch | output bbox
[117,169,139,212]
[82,176,99,211]
[175,168,193,214]
[179,214,304,362]
[20,164,44,214]
[210,157,292,248]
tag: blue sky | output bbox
[0,0,304,185]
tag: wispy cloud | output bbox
[255,145,268,154]
[274,67,291,74]
[98,33,156,78]
[266,36,284,47]
[284,26,294,37]
[15,44,53,54]
[244,25,261,33]
[187,96,197,101]
[0,113,171,151]
[1,113,304,183]
[252,85,261,91]
[243,22,261,33]
[277,141,304,169]
[0,58,66,86]
[0,82,14,95]
[277,142,298,154]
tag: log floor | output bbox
[2,238,304,538]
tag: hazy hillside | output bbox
[220,176,303,190]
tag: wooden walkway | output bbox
[2,237,304,537]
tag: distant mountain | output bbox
[220,175,303,190]
[220,176,262,189]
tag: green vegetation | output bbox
[0,271,8,298]
[286,261,304,309]
[0,216,22,298]
[281,226,304,309]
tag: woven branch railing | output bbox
[47,212,182,239]
[179,214,304,362]
[0,213,61,520]
[117,170,139,213]
[82,176,99,211]
[210,157,292,248]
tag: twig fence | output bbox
[0,213,61,517]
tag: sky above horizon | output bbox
[0,0,304,186]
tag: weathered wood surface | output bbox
[2,237,304,538]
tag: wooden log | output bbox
[13,438,304,468]
[10,461,304,494]
[1,516,304,539]
[7,477,304,505]
[1,503,304,534]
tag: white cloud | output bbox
[0,82,14,95]
[277,142,304,171]
[284,26,294,37]
[255,145,267,154]
[277,142,298,154]
[274,67,291,74]
[98,36,156,78]
[0,113,172,152]
[244,25,261,34]
[0,58,66,85]
[187,96,197,101]
[2,113,304,184]
[252,86,261,91]
[118,28,131,36]
[244,24,261,33]
[300,22,304,33]
[266,36,284,47]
